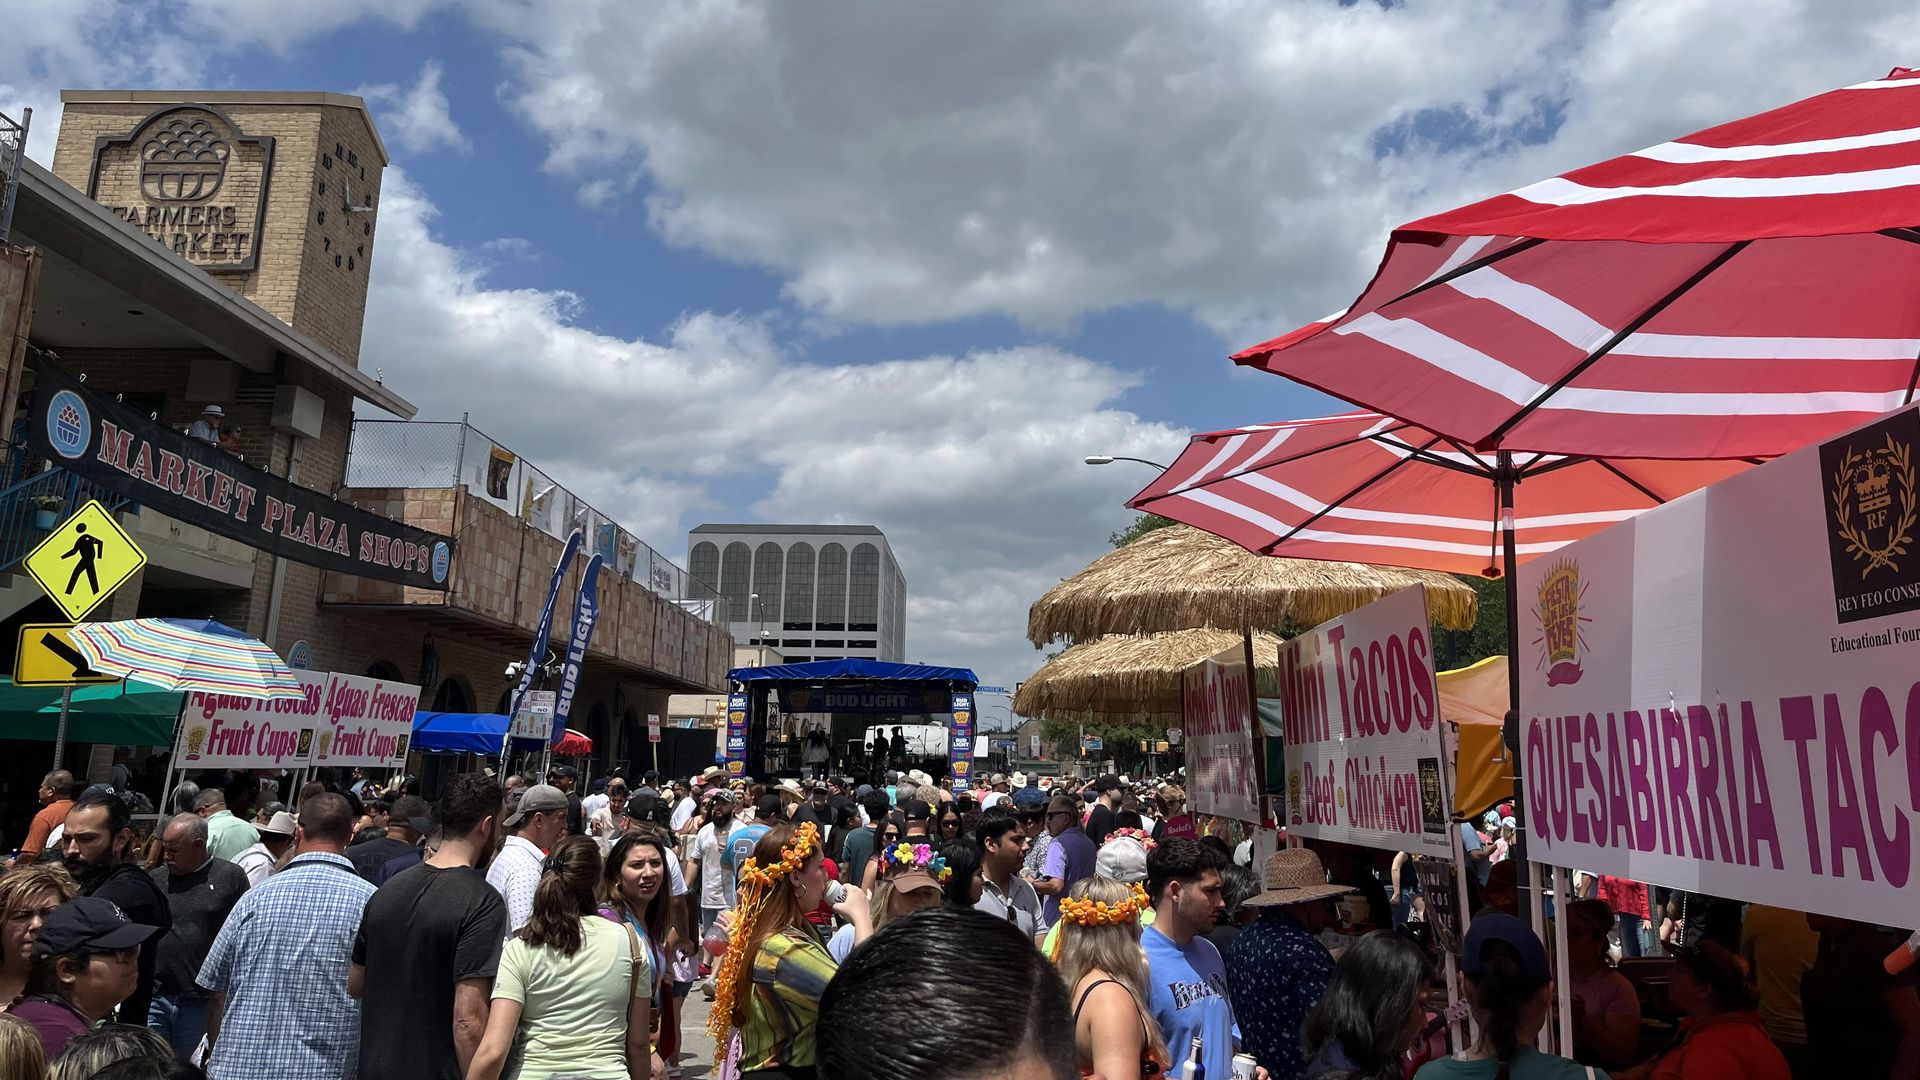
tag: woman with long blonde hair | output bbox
[710,822,869,1079]
[1055,876,1170,1080]
[0,1012,45,1079]
[0,866,77,1008]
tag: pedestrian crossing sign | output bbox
[22,500,146,622]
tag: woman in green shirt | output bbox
[469,836,660,1080]
[710,821,870,1079]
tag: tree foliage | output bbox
[1432,573,1508,671]
[1109,513,1177,548]
[1037,715,1168,775]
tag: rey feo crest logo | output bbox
[1531,559,1589,687]
[45,390,90,459]
[1821,410,1920,623]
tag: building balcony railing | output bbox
[345,419,717,617]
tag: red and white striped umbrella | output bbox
[1236,67,1920,461]
[1127,412,1748,577]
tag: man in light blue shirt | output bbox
[1141,838,1241,1079]
[199,794,375,1079]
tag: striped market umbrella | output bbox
[67,618,305,700]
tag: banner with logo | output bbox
[505,530,582,751]
[180,670,418,770]
[1519,405,1920,927]
[779,685,951,715]
[29,358,452,589]
[725,692,748,778]
[949,692,975,784]
[552,553,604,732]
[1274,586,1452,855]
[1181,641,1262,823]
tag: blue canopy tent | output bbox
[726,658,978,782]
[412,712,570,754]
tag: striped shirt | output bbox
[737,926,837,1072]
[197,852,376,1080]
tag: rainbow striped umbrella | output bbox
[67,618,305,700]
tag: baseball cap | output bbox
[889,868,941,895]
[903,800,933,821]
[1091,774,1122,793]
[392,795,432,835]
[256,810,297,837]
[1095,836,1149,884]
[504,784,569,828]
[1461,914,1551,982]
[33,897,161,957]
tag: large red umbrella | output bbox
[1236,67,1920,462]
[1126,411,1746,576]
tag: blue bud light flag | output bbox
[949,692,975,785]
[726,692,749,778]
[504,529,582,756]
[552,553,604,738]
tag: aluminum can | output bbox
[1230,1054,1258,1080]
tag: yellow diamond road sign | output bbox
[14,623,118,686]
[22,500,146,622]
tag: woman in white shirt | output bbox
[469,835,661,1080]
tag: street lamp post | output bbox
[750,592,769,667]
[1084,455,1169,470]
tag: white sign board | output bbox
[511,689,557,743]
[312,671,421,768]
[1520,405,1920,928]
[647,712,662,743]
[1181,641,1262,823]
[181,670,420,770]
[1275,586,1452,855]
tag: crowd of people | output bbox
[0,759,1911,1080]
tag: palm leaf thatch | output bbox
[1012,628,1287,723]
[1027,524,1477,647]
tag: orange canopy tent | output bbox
[1438,655,1513,821]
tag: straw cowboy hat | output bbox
[1244,848,1355,908]
[774,778,806,800]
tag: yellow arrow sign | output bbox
[21,500,146,622]
[14,623,119,686]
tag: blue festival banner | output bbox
[552,553,604,738]
[949,692,975,784]
[726,692,749,778]
[504,529,583,753]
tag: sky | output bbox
[6,0,1918,691]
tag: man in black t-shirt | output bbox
[547,765,583,835]
[1083,775,1123,847]
[62,788,171,1025]
[352,773,508,1080]
[346,795,430,882]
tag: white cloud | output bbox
[470,0,1920,340]
[360,170,1185,685]
[359,59,470,156]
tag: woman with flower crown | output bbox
[709,821,869,1079]
[1055,875,1172,1080]
[825,840,949,962]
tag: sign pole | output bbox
[52,686,72,769]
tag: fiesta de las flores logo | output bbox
[1824,410,1920,624]
[1531,559,1590,686]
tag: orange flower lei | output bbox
[1058,882,1150,927]
[709,820,820,1044]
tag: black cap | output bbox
[904,800,933,821]
[33,897,161,957]
[1092,774,1122,793]
[549,765,578,779]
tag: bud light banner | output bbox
[949,692,974,784]
[1274,586,1450,855]
[726,692,749,778]
[552,554,603,732]
[29,358,453,589]
[1520,404,1920,929]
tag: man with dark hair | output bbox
[353,772,508,1080]
[63,788,169,1024]
[974,808,1040,939]
[818,907,1077,1080]
[347,794,430,883]
[199,793,374,1080]
[546,765,583,835]
[841,792,891,880]
[150,812,250,1057]
[1143,837,1235,1080]
[1084,774,1124,847]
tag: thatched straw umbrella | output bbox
[1027,524,1477,647]
[1012,628,1288,723]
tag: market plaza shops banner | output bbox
[1275,586,1452,856]
[178,670,421,770]
[1521,405,1920,928]
[30,359,453,589]
[1181,640,1262,823]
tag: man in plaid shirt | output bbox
[198,793,376,1079]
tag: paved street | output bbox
[670,991,717,1079]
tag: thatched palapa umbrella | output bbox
[1026,524,1477,647]
[1013,629,1286,723]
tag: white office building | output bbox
[688,524,907,663]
